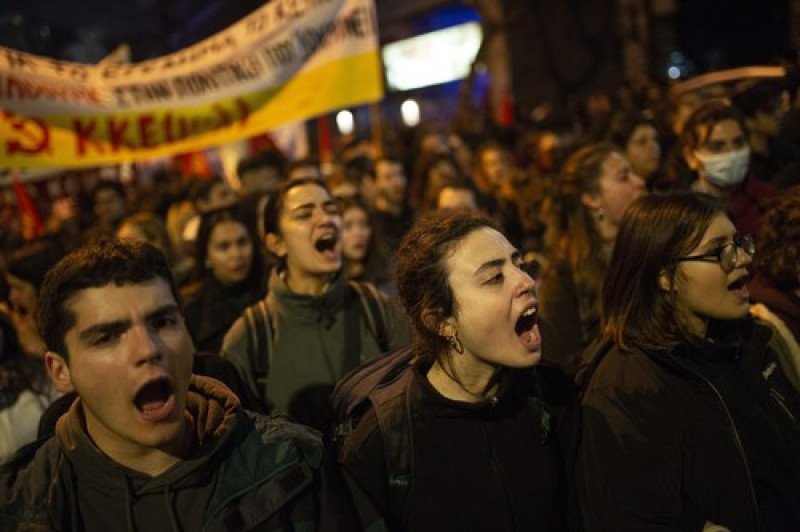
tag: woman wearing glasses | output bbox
[577,191,800,531]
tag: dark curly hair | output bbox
[37,239,178,361]
[395,209,498,364]
[755,186,800,291]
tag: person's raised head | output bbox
[554,142,644,244]
[396,209,539,368]
[287,158,322,182]
[680,100,750,191]
[336,196,373,264]
[5,238,64,304]
[475,141,510,189]
[90,179,128,226]
[38,238,195,476]
[605,112,661,182]
[603,191,749,352]
[190,176,237,213]
[236,148,287,198]
[117,211,178,266]
[193,204,261,286]
[37,238,180,363]
[262,177,341,294]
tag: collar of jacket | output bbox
[269,268,348,327]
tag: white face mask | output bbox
[694,147,750,188]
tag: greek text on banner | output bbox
[0,0,383,168]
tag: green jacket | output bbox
[221,271,410,424]
[0,375,368,531]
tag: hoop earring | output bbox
[446,332,464,354]
[591,207,605,222]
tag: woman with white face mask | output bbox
[679,100,778,238]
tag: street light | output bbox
[401,99,420,127]
[336,110,354,135]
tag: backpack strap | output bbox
[243,299,272,408]
[349,281,389,354]
[331,347,416,526]
[370,365,415,528]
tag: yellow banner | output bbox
[0,0,382,168]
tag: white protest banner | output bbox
[0,0,382,168]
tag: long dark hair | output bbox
[602,191,727,353]
[336,196,384,283]
[192,204,264,286]
[543,142,621,321]
[395,209,498,364]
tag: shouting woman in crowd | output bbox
[221,178,409,431]
[339,209,573,531]
[578,191,800,531]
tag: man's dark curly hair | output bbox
[37,239,178,361]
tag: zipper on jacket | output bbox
[768,388,797,424]
[670,357,761,532]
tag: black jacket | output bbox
[340,361,574,531]
[181,276,266,354]
[577,320,800,531]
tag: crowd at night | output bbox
[2,0,800,530]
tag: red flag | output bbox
[178,150,213,178]
[11,170,43,239]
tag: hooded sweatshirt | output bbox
[1,375,358,531]
[56,376,240,532]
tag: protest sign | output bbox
[0,0,382,168]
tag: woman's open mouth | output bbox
[515,305,541,351]
[314,233,340,261]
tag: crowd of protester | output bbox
[1,71,800,530]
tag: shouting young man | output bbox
[0,239,365,531]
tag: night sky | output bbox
[0,0,794,72]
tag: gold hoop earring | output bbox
[447,333,464,354]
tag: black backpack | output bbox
[331,346,417,527]
[241,280,390,410]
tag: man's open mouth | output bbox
[134,377,174,415]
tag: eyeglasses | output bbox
[671,234,755,272]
